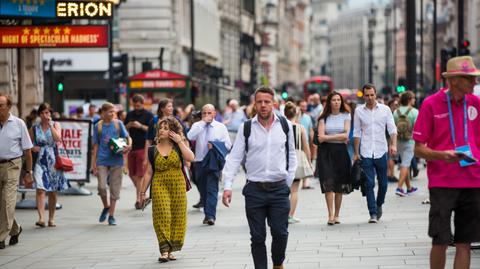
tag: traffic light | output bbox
[56,76,64,92]
[441,47,457,74]
[396,77,407,93]
[459,40,470,56]
[112,53,128,85]
[281,90,289,100]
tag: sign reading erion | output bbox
[56,0,112,19]
[0,25,108,48]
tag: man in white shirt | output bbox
[353,84,397,224]
[222,86,297,269]
[0,94,33,249]
[188,104,231,225]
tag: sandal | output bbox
[48,221,56,227]
[168,253,177,261]
[327,219,335,226]
[334,218,341,224]
[35,221,46,228]
[158,253,169,263]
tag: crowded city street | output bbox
[0,168,477,269]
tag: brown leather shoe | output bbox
[273,265,284,269]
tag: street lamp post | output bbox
[406,0,417,91]
[367,8,376,83]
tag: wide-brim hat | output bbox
[442,56,480,78]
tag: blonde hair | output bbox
[101,102,115,113]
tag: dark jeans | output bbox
[242,181,290,269]
[361,153,388,217]
[195,163,220,220]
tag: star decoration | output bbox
[22,28,30,35]
[54,27,61,34]
[33,27,40,35]
[43,27,50,35]
[63,27,71,35]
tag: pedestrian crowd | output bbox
[0,55,479,269]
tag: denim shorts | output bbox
[397,141,414,168]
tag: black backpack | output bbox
[243,116,290,171]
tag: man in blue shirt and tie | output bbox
[187,104,231,225]
[222,87,297,269]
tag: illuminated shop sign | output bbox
[0,0,56,18]
[0,25,109,48]
[56,1,112,19]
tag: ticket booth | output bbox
[126,69,190,112]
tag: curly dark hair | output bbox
[156,116,185,142]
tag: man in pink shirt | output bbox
[413,56,480,269]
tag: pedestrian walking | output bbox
[91,102,132,226]
[187,104,231,225]
[316,92,353,225]
[0,93,33,249]
[387,99,400,183]
[297,99,314,189]
[413,56,480,269]
[124,95,153,209]
[30,103,68,228]
[140,116,194,263]
[353,83,397,223]
[283,101,312,224]
[222,86,297,269]
[223,99,247,143]
[393,91,418,197]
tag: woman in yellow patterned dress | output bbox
[141,116,194,263]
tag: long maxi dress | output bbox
[33,124,68,192]
[151,148,187,253]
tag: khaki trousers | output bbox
[0,158,22,242]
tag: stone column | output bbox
[0,49,43,117]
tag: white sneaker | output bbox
[288,216,300,224]
[368,216,378,223]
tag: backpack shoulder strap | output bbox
[173,142,184,167]
[278,116,290,171]
[243,119,252,153]
[97,120,104,138]
[405,107,413,116]
[148,146,156,169]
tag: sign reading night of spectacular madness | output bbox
[0,25,108,48]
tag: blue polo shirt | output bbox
[93,120,128,166]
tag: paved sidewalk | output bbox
[1,168,479,269]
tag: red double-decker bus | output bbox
[303,76,333,99]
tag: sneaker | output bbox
[377,206,383,220]
[407,187,418,195]
[387,176,398,183]
[99,207,110,223]
[395,188,406,197]
[288,216,300,224]
[192,201,203,209]
[108,216,116,226]
[368,215,378,223]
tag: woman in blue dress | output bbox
[29,103,67,227]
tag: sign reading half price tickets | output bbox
[57,120,92,182]
[0,25,108,48]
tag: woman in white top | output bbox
[317,92,353,225]
[284,102,312,224]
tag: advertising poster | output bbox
[57,119,91,182]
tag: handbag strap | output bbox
[54,123,70,158]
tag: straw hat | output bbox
[442,56,480,78]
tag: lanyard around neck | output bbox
[446,91,468,147]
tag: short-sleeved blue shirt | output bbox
[93,120,129,166]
